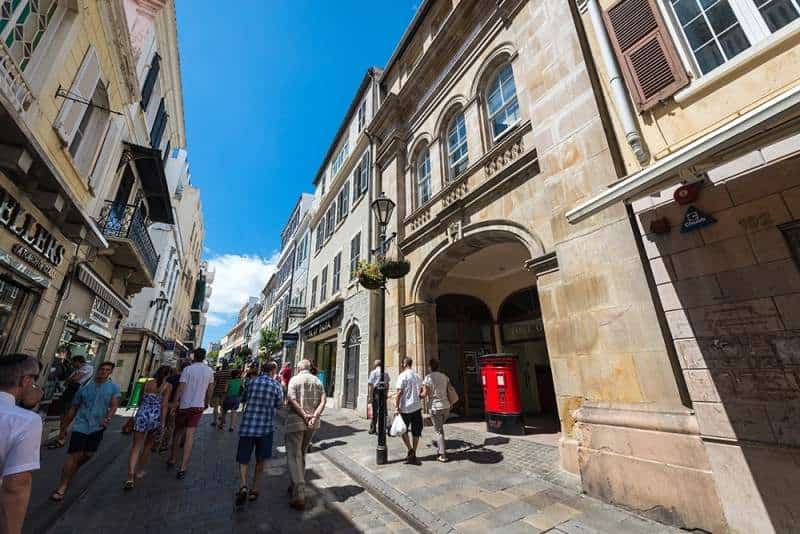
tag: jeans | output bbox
[431,409,450,456]
[285,429,315,500]
[369,388,380,431]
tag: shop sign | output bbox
[63,312,112,340]
[681,206,716,233]
[0,186,66,267]
[502,318,545,343]
[11,243,54,276]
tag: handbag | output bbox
[446,380,459,405]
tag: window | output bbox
[150,98,168,149]
[350,232,361,279]
[141,53,161,110]
[331,139,350,176]
[68,82,111,177]
[357,100,367,131]
[669,0,799,75]
[446,112,469,179]
[487,64,520,139]
[68,91,96,158]
[353,151,370,203]
[333,253,342,293]
[338,182,350,220]
[315,223,325,252]
[325,203,337,238]
[0,0,58,71]
[416,149,432,206]
[320,266,328,302]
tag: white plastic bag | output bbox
[389,413,407,437]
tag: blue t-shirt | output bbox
[71,380,121,434]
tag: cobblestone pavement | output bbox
[26,410,411,534]
[315,409,684,534]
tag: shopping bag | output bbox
[447,381,460,405]
[389,414,407,437]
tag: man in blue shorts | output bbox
[235,360,283,506]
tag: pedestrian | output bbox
[168,348,214,479]
[0,354,43,534]
[48,354,94,449]
[124,366,172,490]
[367,359,390,435]
[235,361,283,507]
[211,361,231,429]
[285,359,326,510]
[279,361,292,404]
[421,359,454,462]
[221,369,243,432]
[395,357,423,465]
[50,361,120,502]
[160,362,186,452]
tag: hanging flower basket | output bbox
[356,261,384,290]
[380,259,410,279]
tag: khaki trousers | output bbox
[285,429,315,500]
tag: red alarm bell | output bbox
[674,183,700,205]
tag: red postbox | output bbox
[479,354,525,435]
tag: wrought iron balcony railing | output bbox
[0,43,33,112]
[96,201,159,280]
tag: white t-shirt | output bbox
[179,363,215,410]
[367,368,390,386]
[423,371,451,412]
[395,369,422,414]
[0,391,42,483]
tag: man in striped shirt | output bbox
[235,360,283,506]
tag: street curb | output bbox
[320,446,457,534]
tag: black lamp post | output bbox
[371,192,396,465]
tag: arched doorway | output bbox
[499,287,557,421]
[435,294,494,416]
[343,325,360,409]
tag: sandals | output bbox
[123,480,135,491]
[50,490,65,502]
[176,470,187,480]
[437,455,449,463]
[47,438,65,449]
[248,489,259,502]
[235,486,248,507]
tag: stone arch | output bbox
[410,221,546,304]
[433,94,469,142]
[469,42,517,100]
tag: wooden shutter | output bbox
[140,53,161,110]
[54,47,101,145]
[149,98,168,148]
[88,115,123,191]
[603,0,689,111]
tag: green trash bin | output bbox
[127,377,150,408]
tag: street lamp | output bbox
[370,192,396,465]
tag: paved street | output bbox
[23,407,685,534]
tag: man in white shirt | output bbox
[367,359,390,434]
[395,357,423,464]
[0,354,43,534]
[169,348,214,480]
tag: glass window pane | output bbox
[717,25,750,59]
[694,40,725,73]
[501,76,517,102]
[757,0,800,31]
[685,17,715,49]
[672,0,702,23]
[706,1,738,32]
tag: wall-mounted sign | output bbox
[0,186,66,266]
[681,206,716,233]
[11,243,53,277]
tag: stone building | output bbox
[370,0,707,529]
[299,68,381,411]
[569,0,800,531]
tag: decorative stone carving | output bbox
[485,136,524,177]
[122,0,168,59]
[441,179,468,208]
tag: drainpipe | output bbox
[585,0,649,164]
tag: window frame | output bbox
[338,181,350,220]
[415,148,432,207]
[325,203,337,239]
[350,232,361,280]
[357,100,367,132]
[446,112,469,180]
[333,252,342,293]
[320,266,328,302]
[486,63,520,141]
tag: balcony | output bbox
[96,201,158,294]
[0,43,32,113]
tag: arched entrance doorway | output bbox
[499,287,557,422]
[343,325,360,409]
[435,294,494,416]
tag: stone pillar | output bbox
[402,302,436,373]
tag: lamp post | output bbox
[370,192,396,465]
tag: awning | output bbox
[123,143,173,224]
[300,300,343,337]
[566,84,800,224]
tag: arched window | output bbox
[487,64,519,139]
[415,148,431,206]
[446,112,468,180]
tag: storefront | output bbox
[299,301,342,397]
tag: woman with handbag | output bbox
[421,359,458,462]
[124,366,172,490]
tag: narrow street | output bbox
[25,408,682,534]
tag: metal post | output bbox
[376,224,388,465]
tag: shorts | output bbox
[223,395,240,411]
[210,394,224,407]
[236,433,274,464]
[68,429,105,454]
[175,407,204,428]
[400,409,423,437]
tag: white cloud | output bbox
[205,253,277,335]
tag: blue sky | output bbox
[175,1,417,345]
